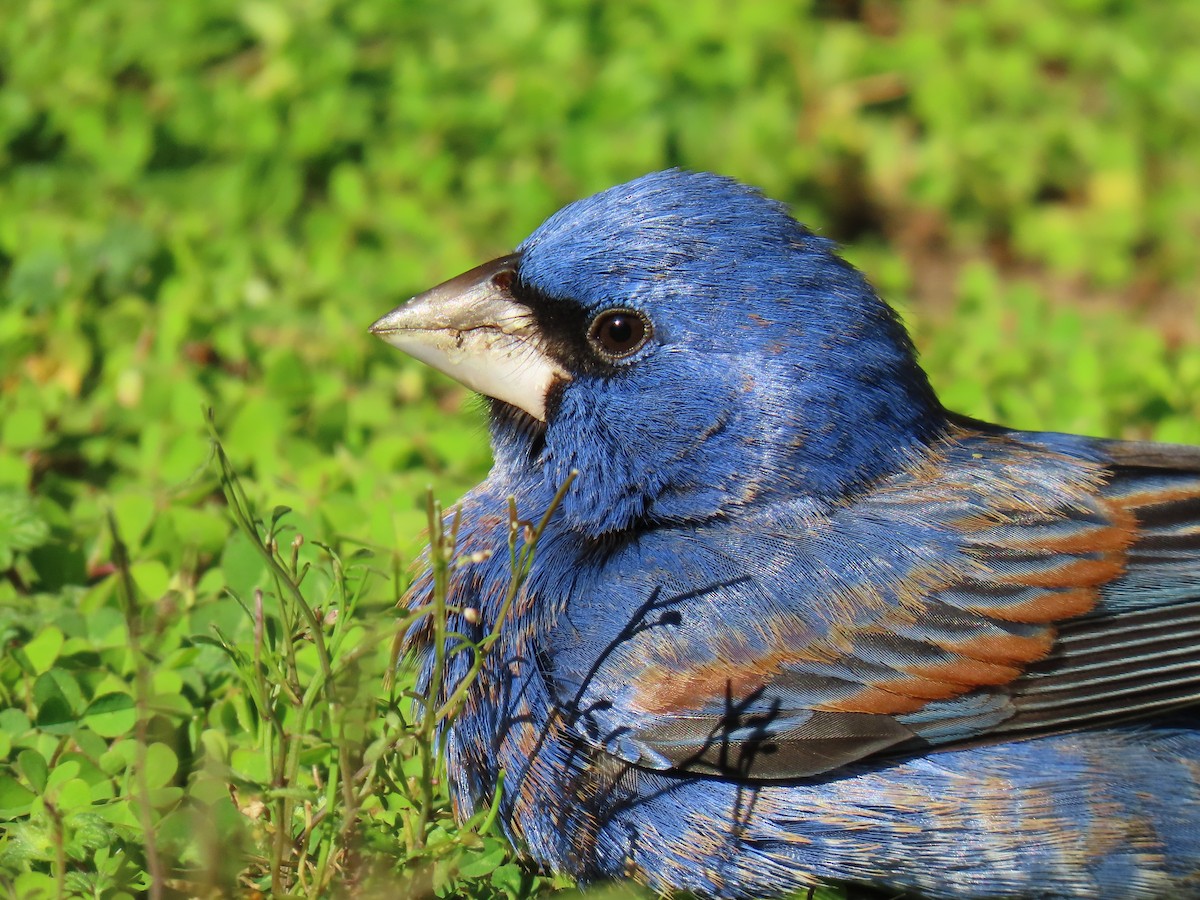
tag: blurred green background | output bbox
[1,1,1198,897]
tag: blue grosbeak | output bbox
[371,171,1200,899]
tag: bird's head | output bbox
[372,170,945,536]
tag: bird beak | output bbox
[369,253,569,422]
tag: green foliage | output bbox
[0,427,582,897]
[1,0,1197,897]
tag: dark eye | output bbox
[588,309,650,359]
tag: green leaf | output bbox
[99,740,138,778]
[458,845,507,878]
[13,870,57,898]
[230,748,270,783]
[0,776,37,819]
[221,531,268,600]
[21,625,64,675]
[46,759,80,791]
[53,777,92,811]
[1,407,45,450]
[145,786,184,809]
[330,163,368,215]
[169,506,229,556]
[17,749,49,792]
[65,812,114,858]
[489,862,530,896]
[141,742,178,790]
[131,559,171,600]
[198,728,229,764]
[110,491,157,549]
[83,692,138,739]
[0,490,51,569]
[33,669,83,734]
[0,707,30,737]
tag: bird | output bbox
[370,170,1200,899]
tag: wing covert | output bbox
[541,431,1200,779]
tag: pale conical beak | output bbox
[369,253,569,421]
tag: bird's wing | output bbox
[541,431,1200,779]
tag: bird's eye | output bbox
[588,309,650,359]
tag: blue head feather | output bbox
[496,169,944,535]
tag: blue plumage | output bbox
[372,171,1200,898]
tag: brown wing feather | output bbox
[982,441,1200,736]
